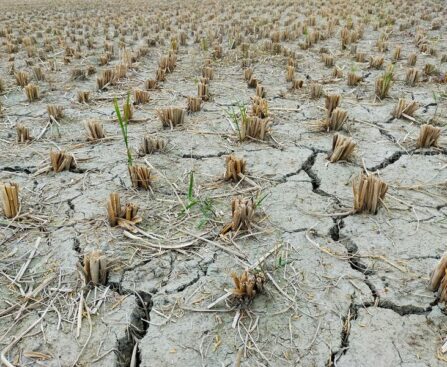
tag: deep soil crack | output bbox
[108,283,153,367]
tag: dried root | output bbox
[369,56,384,69]
[198,82,209,101]
[328,134,356,163]
[47,105,64,121]
[291,79,304,89]
[244,68,253,81]
[256,84,266,98]
[424,63,436,76]
[392,46,401,61]
[187,96,202,112]
[71,68,87,80]
[15,71,28,87]
[107,192,121,226]
[134,89,150,104]
[107,192,142,227]
[156,68,166,82]
[33,66,45,81]
[114,63,128,79]
[50,150,76,172]
[202,66,213,80]
[347,72,362,86]
[230,270,266,302]
[416,124,441,148]
[325,94,341,117]
[429,252,447,302]
[96,68,116,89]
[156,107,185,128]
[251,96,268,118]
[0,182,20,218]
[239,116,271,141]
[128,165,152,190]
[123,100,133,121]
[391,99,419,119]
[84,120,105,141]
[321,108,348,131]
[145,79,158,90]
[407,53,417,66]
[159,53,177,72]
[352,173,388,214]
[332,67,343,78]
[355,52,366,63]
[286,65,294,81]
[310,83,323,99]
[77,91,90,103]
[24,83,39,102]
[405,68,419,86]
[16,124,31,143]
[224,155,246,182]
[322,53,334,67]
[247,76,258,88]
[83,250,108,286]
[213,45,222,59]
[139,135,166,156]
[221,196,256,234]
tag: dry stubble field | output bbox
[0,0,447,366]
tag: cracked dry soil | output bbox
[0,0,447,366]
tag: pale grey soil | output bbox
[0,0,447,366]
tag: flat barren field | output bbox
[0,0,446,366]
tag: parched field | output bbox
[0,0,447,366]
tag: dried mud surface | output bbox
[0,0,447,366]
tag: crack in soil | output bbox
[328,295,432,366]
[1,165,34,174]
[301,151,342,204]
[178,151,230,160]
[368,148,447,172]
[367,150,403,172]
[109,251,216,364]
[374,122,397,143]
[108,282,153,367]
[330,220,377,296]
[327,218,437,367]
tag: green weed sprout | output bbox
[114,93,133,167]
[200,37,208,51]
[375,65,394,99]
[227,103,248,141]
[255,192,269,208]
[181,171,215,228]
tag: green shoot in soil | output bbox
[227,103,248,141]
[255,192,269,208]
[114,93,133,167]
[181,171,215,228]
[276,254,288,268]
[376,65,394,99]
[200,37,208,51]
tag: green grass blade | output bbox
[188,171,194,201]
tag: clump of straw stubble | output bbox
[221,196,256,234]
[328,134,356,163]
[82,250,108,286]
[0,182,20,218]
[107,192,141,228]
[231,270,266,301]
[224,155,246,182]
[430,252,447,303]
[352,173,388,214]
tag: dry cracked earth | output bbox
[0,0,447,366]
